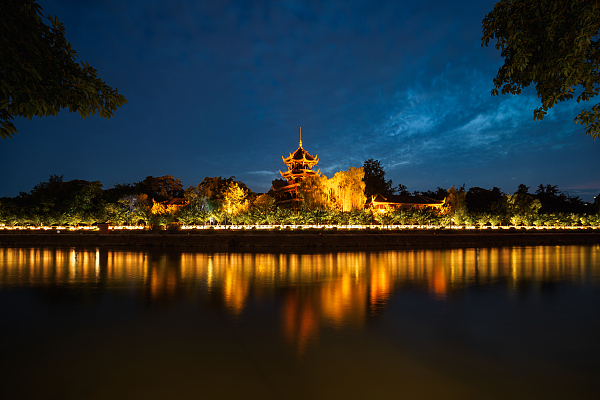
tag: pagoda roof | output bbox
[282,140,319,166]
[280,168,320,177]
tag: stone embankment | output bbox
[1,230,599,249]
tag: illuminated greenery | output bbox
[0,175,598,228]
[329,167,367,212]
[297,175,331,210]
[296,167,367,212]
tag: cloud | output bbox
[3,0,596,202]
[245,170,280,176]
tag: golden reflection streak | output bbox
[1,246,600,350]
[95,249,100,283]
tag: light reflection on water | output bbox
[2,246,599,310]
[1,245,599,399]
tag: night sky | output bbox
[2,0,599,201]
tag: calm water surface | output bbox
[1,245,599,399]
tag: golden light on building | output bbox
[274,128,320,207]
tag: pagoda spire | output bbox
[299,127,302,147]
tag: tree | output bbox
[507,193,541,225]
[148,199,178,228]
[136,175,183,202]
[445,185,467,225]
[466,186,503,214]
[251,194,275,213]
[222,182,249,217]
[13,174,103,225]
[183,185,212,212]
[102,183,137,204]
[362,159,393,198]
[481,0,600,139]
[532,183,587,213]
[395,184,410,196]
[1,0,127,139]
[516,184,530,195]
[416,187,448,200]
[195,176,249,202]
[297,175,331,211]
[327,167,367,212]
[535,184,567,213]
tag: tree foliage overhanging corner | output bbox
[0,0,127,139]
[481,0,600,139]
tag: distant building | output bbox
[366,194,445,211]
[274,133,320,207]
[274,131,445,212]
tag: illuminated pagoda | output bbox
[274,128,320,206]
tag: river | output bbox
[1,245,599,399]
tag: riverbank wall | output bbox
[1,230,599,250]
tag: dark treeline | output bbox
[0,174,252,227]
[1,164,599,228]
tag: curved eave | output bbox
[279,169,318,178]
[274,182,299,192]
[275,198,303,205]
[282,156,319,165]
[280,169,320,178]
[282,148,319,166]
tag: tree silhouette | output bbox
[481,0,600,139]
[362,159,393,198]
[1,0,127,139]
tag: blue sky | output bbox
[2,0,599,201]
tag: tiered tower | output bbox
[274,128,320,206]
